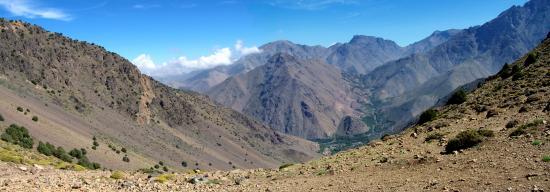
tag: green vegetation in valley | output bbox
[1,124,33,149]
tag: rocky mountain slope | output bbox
[202,31,462,140]
[207,53,365,139]
[0,19,319,171]
[3,31,549,192]
[362,0,550,134]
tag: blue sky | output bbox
[0,0,528,76]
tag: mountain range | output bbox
[172,0,550,144]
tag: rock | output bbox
[33,164,44,170]
[18,166,28,171]
[486,109,499,118]
[410,132,418,138]
[234,177,248,185]
[121,181,135,188]
[532,185,544,192]
[188,176,208,184]
[71,182,82,189]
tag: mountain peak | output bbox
[349,35,397,46]
[267,52,297,65]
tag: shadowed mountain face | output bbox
[207,53,365,139]
[0,19,319,170]
[363,0,550,133]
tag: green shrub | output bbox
[446,89,467,105]
[69,148,83,159]
[37,141,55,156]
[532,140,542,146]
[512,68,525,81]
[121,147,127,153]
[122,156,130,162]
[445,130,483,153]
[279,163,294,170]
[418,109,437,125]
[505,120,519,128]
[497,63,512,79]
[1,124,34,148]
[155,174,175,183]
[524,52,537,66]
[159,161,164,166]
[110,171,125,180]
[162,166,168,172]
[80,148,87,155]
[181,161,187,167]
[543,156,550,162]
[53,146,72,162]
[509,127,527,137]
[477,129,494,137]
[425,132,444,142]
[509,119,544,137]
[31,116,38,122]
[92,141,99,147]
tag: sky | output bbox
[0,0,528,76]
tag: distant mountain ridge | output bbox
[168,29,461,92]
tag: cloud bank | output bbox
[132,40,262,77]
[0,0,71,21]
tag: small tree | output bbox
[69,148,83,159]
[418,109,437,125]
[37,141,53,156]
[121,147,127,153]
[122,156,130,163]
[446,89,467,105]
[1,124,34,148]
[181,161,187,167]
[445,129,483,153]
[524,52,537,66]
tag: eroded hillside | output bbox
[0,19,319,171]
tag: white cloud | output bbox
[132,54,156,69]
[0,0,71,21]
[133,41,262,76]
[235,40,262,55]
[268,0,357,10]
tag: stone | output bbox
[188,176,208,184]
[18,166,28,171]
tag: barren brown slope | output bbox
[207,53,367,139]
[0,19,319,171]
